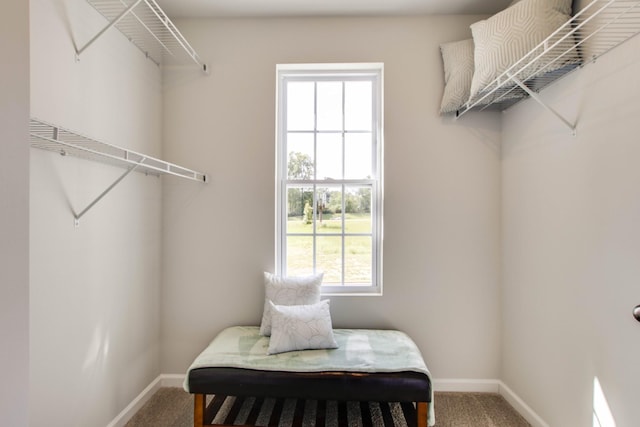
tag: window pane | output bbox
[287,82,314,131]
[317,81,342,131]
[344,133,372,179]
[345,236,372,285]
[316,133,342,179]
[344,186,371,233]
[287,133,314,180]
[286,236,314,276]
[278,67,382,293]
[316,236,342,285]
[286,186,314,232]
[345,81,372,131]
[316,186,342,234]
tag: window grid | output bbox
[277,65,382,295]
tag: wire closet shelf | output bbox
[79,0,207,71]
[29,118,208,183]
[455,0,640,119]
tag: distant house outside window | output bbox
[276,63,383,295]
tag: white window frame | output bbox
[275,63,384,296]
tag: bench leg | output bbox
[194,393,206,427]
[416,402,428,427]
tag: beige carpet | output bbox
[125,388,530,427]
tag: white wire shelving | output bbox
[456,0,640,133]
[30,118,207,224]
[78,0,208,72]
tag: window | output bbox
[276,64,383,295]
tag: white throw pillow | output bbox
[267,300,338,355]
[439,39,475,114]
[259,272,323,336]
[469,0,574,99]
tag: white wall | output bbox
[29,0,163,425]
[161,16,503,382]
[0,1,30,425]
[501,33,640,426]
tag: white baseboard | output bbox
[160,373,186,388]
[433,378,501,393]
[108,375,548,427]
[106,376,162,427]
[498,381,550,427]
[432,378,549,427]
[105,374,186,427]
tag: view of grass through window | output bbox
[286,186,372,285]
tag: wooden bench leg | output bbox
[194,393,206,427]
[416,402,428,427]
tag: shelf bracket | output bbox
[74,158,145,227]
[76,0,144,59]
[79,0,209,72]
[507,72,577,136]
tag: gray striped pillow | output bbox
[439,38,474,114]
[469,0,573,99]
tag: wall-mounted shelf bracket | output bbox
[30,118,208,226]
[73,160,143,227]
[77,0,208,73]
[507,72,577,136]
[76,0,143,59]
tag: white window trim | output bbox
[275,63,384,296]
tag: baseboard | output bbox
[105,374,185,427]
[433,378,501,393]
[433,379,549,427]
[160,373,186,388]
[108,375,549,427]
[498,381,550,427]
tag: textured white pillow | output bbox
[267,300,338,355]
[439,39,474,114]
[259,272,323,336]
[469,0,574,99]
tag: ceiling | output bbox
[155,0,512,19]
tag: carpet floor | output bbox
[125,388,531,427]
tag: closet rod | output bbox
[30,119,208,183]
